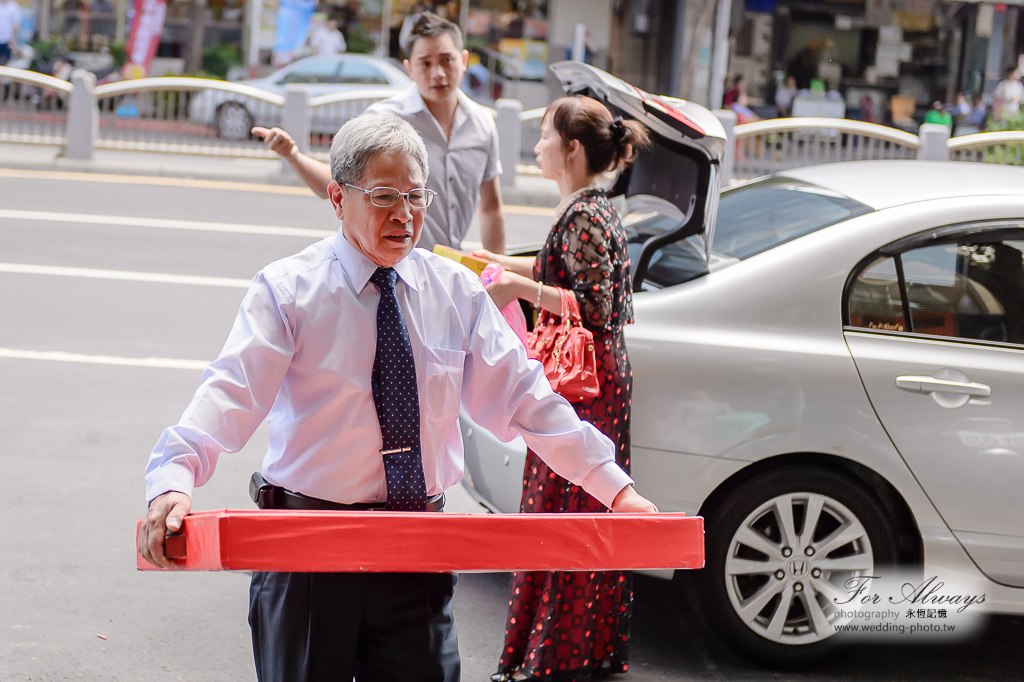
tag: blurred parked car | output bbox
[461,63,1024,669]
[189,54,411,139]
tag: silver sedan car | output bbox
[462,150,1024,666]
[189,55,411,139]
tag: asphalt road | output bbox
[1,170,1022,682]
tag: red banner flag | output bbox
[122,0,168,79]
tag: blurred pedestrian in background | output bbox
[958,94,988,135]
[924,101,952,128]
[723,74,745,107]
[474,95,650,682]
[774,74,797,117]
[309,17,346,55]
[0,0,21,64]
[994,66,1023,121]
[950,92,971,119]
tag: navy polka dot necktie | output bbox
[369,267,427,512]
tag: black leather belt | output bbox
[249,472,444,512]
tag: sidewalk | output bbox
[0,143,561,207]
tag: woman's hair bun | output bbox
[609,117,627,143]
[544,96,652,175]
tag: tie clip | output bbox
[381,447,413,455]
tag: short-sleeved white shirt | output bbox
[996,78,1024,117]
[310,27,345,55]
[0,0,22,43]
[366,85,501,250]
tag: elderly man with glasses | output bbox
[138,113,657,682]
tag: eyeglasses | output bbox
[344,183,435,209]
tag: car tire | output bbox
[692,465,901,669]
[215,102,252,140]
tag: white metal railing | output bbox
[733,118,921,180]
[308,88,402,158]
[948,131,1024,165]
[0,66,73,145]
[16,70,1024,179]
[519,107,544,169]
[93,77,285,157]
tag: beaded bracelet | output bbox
[535,281,543,308]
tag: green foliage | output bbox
[985,144,1024,165]
[110,42,128,68]
[985,112,1024,132]
[346,26,375,54]
[201,43,241,80]
[28,39,67,64]
[974,115,1024,165]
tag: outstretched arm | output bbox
[253,126,332,199]
[144,274,296,503]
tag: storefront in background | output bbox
[465,0,547,79]
[729,0,1024,126]
[22,0,679,99]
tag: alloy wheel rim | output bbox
[219,105,249,139]
[723,492,874,645]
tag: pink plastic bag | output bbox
[481,263,529,346]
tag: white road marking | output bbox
[0,170,554,215]
[0,208,335,238]
[0,168,316,196]
[0,263,251,288]
[0,347,208,370]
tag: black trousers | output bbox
[249,571,461,682]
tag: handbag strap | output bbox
[558,288,583,326]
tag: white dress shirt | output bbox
[365,85,501,250]
[309,27,346,56]
[0,0,21,43]
[145,231,632,509]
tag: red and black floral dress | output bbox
[497,188,634,682]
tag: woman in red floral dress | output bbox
[474,96,650,682]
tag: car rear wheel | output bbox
[694,465,900,669]
[215,102,252,140]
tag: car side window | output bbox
[339,62,389,85]
[902,240,1024,345]
[279,61,341,84]
[848,256,905,332]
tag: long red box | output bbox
[136,511,703,573]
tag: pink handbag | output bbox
[526,288,601,402]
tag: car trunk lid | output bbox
[549,62,726,288]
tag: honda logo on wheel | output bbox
[788,559,809,577]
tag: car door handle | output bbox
[895,376,991,397]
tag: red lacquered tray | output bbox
[136,510,704,573]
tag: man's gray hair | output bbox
[330,114,429,186]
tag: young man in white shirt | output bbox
[139,113,656,682]
[254,13,507,254]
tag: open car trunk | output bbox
[549,62,726,291]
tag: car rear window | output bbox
[714,177,872,259]
[633,177,872,288]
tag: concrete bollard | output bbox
[918,123,951,161]
[712,108,737,187]
[496,98,523,189]
[64,69,98,160]
[281,84,310,173]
